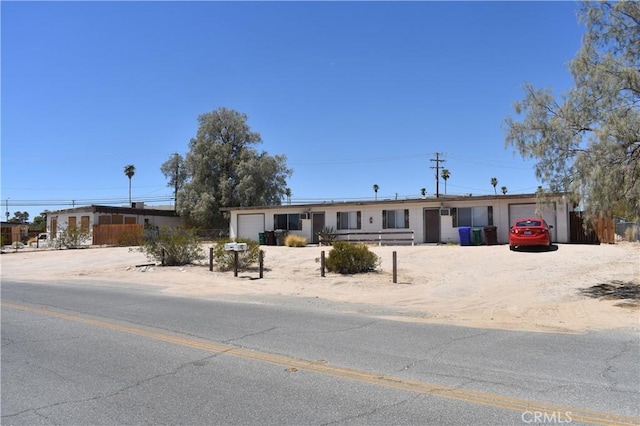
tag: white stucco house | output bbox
[46,204,183,245]
[222,193,572,245]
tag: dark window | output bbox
[274,214,302,231]
[337,211,361,230]
[516,220,542,227]
[382,209,409,229]
[452,207,492,227]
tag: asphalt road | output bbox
[2,280,638,425]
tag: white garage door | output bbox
[237,214,265,241]
[509,203,557,242]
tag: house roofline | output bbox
[48,205,180,217]
[220,192,569,212]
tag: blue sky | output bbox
[1,1,584,221]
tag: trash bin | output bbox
[458,226,471,246]
[258,232,266,245]
[483,226,498,245]
[274,229,287,246]
[265,230,276,246]
[472,228,482,245]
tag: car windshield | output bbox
[516,220,542,227]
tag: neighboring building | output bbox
[222,193,572,245]
[1,222,29,245]
[47,204,183,245]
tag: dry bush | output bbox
[285,234,307,247]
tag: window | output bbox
[452,206,493,227]
[80,216,90,231]
[68,216,77,229]
[274,214,302,231]
[382,209,409,229]
[337,211,361,230]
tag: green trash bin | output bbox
[258,232,266,245]
[472,228,482,245]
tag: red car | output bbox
[509,218,553,251]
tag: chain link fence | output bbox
[615,219,639,242]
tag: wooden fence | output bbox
[569,212,615,244]
[93,224,143,246]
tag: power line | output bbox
[5,195,174,208]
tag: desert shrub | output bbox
[285,234,307,247]
[318,226,338,246]
[212,238,261,271]
[325,241,380,274]
[58,224,92,249]
[138,226,205,266]
[118,227,143,247]
[624,226,639,242]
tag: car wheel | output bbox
[509,245,515,251]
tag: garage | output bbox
[509,203,557,242]
[237,213,265,241]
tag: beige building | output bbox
[47,204,183,245]
[223,193,573,245]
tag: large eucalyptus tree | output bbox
[504,1,640,222]
[174,107,292,229]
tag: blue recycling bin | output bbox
[458,226,472,246]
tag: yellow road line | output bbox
[3,301,638,426]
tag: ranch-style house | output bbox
[222,193,573,245]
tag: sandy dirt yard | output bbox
[1,242,638,334]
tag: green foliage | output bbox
[58,224,92,249]
[318,226,337,246]
[160,153,187,209]
[139,226,204,266]
[504,1,640,223]
[8,211,29,224]
[29,215,46,232]
[212,238,261,271]
[325,241,380,274]
[285,234,307,247]
[175,107,293,229]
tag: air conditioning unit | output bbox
[131,202,145,209]
[300,213,309,220]
[440,208,451,216]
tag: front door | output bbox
[311,212,325,244]
[424,209,440,243]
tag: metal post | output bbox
[161,248,165,266]
[321,250,325,277]
[259,250,264,279]
[209,247,213,271]
[392,251,397,284]
[234,251,239,277]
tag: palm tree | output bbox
[441,169,450,195]
[124,165,136,205]
[501,186,508,195]
[284,187,292,205]
[373,184,379,201]
[420,188,426,198]
[491,177,498,195]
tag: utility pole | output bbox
[430,153,445,198]
[174,152,180,211]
